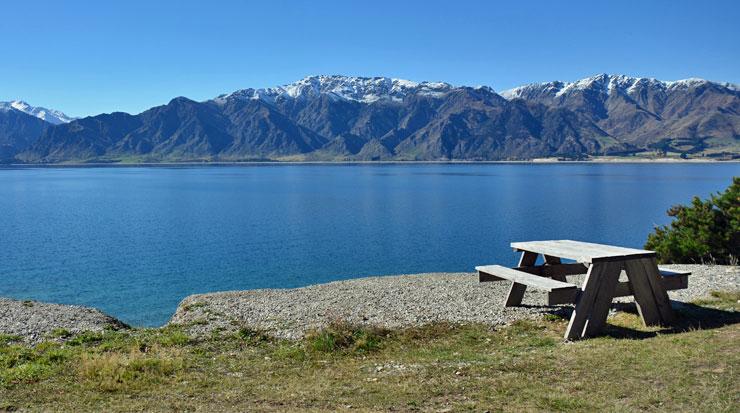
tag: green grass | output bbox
[692,290,740,311]
[1,292,738,412]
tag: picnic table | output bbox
[476,240,690,340]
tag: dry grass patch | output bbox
[77,346,184,392]
[0,291,738,412]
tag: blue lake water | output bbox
[0,163,737,326]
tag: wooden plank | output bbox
[641,257,675,324]
[548,288,580,305]
[543,263,588,279]
[504,251,538,307]
[661,274,688,291]
[613,280,633,298]
[658,267,691,277]
[582,261,623,337]
[544,255,567,282]
[524,239,654,263]
[613,274,688,297]
[479,270,503,282]
[475,265,579,291]
[511,240,655,263]
[504,263,588,278]
[544,255,561,264]
[565,262,616,340]
[624,258,662,326]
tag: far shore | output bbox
[2,156,739,168]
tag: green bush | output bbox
[645,177,739,264]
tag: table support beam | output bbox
[544,255,567,282]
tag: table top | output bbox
[511,240,655,263]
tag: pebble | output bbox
[2,265,736,344]
[169,264,738,339]
[0,298,127,344]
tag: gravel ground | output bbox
[1,265,736,344]
[169,264,739,339]
[0,299,127,344]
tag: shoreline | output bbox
[2,157,738,168]
[2,264,737,344]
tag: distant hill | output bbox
[0,101,76,162]
[9,74,740,163]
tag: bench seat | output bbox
[613,267,690,297]
[476,265,580,305]
[478,264,690,304]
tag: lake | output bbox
[0,163,736,326]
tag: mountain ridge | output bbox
[0,100,76,125]
[6,73,739,163]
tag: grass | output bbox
[692,290,740,311]
[1,292,738,412]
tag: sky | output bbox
[1,0,739,117]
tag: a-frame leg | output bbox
[624,257,674,326]
[504,251,538,307]
[564,261,622,340]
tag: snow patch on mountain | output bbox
[500,74,739,100]
[0,100,76,124]
[215,75,454,104]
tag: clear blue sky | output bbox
[2,0,739,117]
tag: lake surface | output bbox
[0,163,736,326]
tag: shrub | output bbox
[645,177,739,264]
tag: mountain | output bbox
[0,108,49,162]
[0,100,76,125]
[214,75,453,104]
[501,74,740,155]
[0,101,76,161]
[14,74,740,163]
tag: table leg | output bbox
[504,251,538,307]
[544,255,567,282]
[564,261,622,340]
[624,257,675,326]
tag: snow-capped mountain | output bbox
[7,73,739,163]
[214,75,454,104]
[500,73,739,100]
[0,100,76,125]
[498,73,739,152]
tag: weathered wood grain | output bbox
[475,265,579,292]
[544,255,568,282]
[511,240,655,263]
[623,258,662,326]
[641,257,675,324]
[478,271,503,282]
[564,261,622,340]
[613,270,689,297]
[504,251,538,307]
[478,240,685,339]
[581,261,623,337]
[547,288,580,305]
[486,263,588,278]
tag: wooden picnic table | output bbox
[476,240,689,340]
